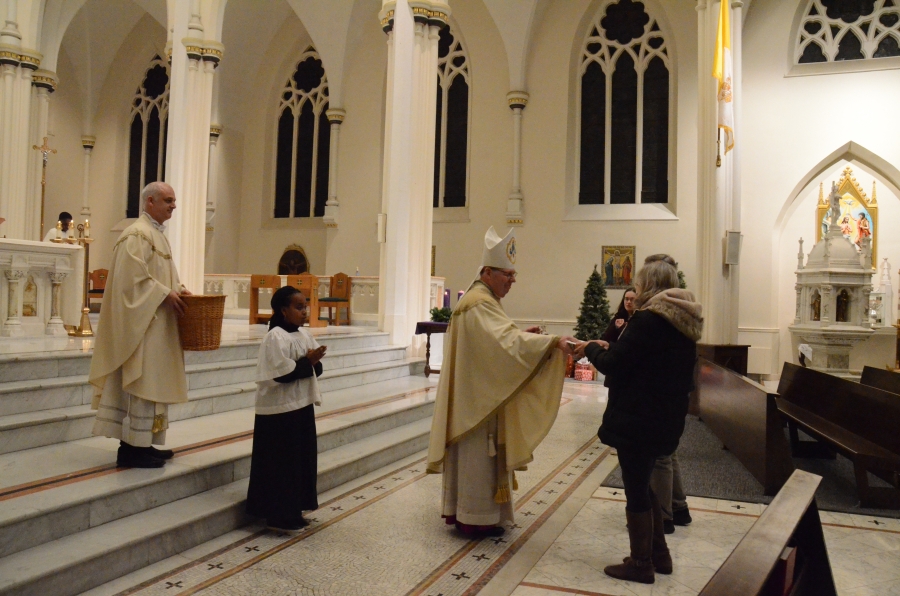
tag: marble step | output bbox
[0,390,434,558]
[0,418,433,596]
[0,344,409,418]
[0,331,392,384]
[0,357,425,455]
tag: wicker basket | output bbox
[177,295,226,351]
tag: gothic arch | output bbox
[774,141,900,235]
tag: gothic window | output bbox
[579,0,670,205]
[796,0,900,63]
[126,55,169,218]
[434,26,470,208]
[274,49,330,218]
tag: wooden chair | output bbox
[88,269,108,312]
[285,274,326,328]
[249,274,281,325]
[318,272,351,326]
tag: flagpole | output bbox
[716,129,722,168]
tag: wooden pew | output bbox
[776,362,900,508]
[699,470,837,596]
[695,358,794,495]
[860,365,900,395]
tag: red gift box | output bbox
[574,363,594,381]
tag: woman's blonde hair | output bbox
[634,254,678,308]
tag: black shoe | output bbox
[267,518,309,533]
[146,446,174,460]
[663,519,675,534]
[672,507,692,526]
[116,445,164,468]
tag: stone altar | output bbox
[790,183,874,379]
[0,239,84,337]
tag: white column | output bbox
[696,0,741,344]
[0,1,39,240]
[165,0,222,293]
[2,268,26,336]
[80,136,95,216]
[45,271,67,335]
[506,91,527,226]
[206,125,220,229]
[323,108,345,228]
[26,73,53,238]
[377,0,447,349]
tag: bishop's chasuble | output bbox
[89,213,188,415]
[427,281,566,525]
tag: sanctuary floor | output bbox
[71,381,900,596]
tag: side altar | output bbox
[0,238,84,337]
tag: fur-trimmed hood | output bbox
[640,288,703,342]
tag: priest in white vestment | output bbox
[88,182,191,468]
[427,227,570,537]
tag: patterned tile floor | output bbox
[83,381,900,596]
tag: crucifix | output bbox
[33,136,57,239]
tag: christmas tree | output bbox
[677,270,687,289]
[574,265,611,341]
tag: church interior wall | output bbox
[778,163,900,372]
[218,4,330,276]
[42,7,168,273]
[494,0,701,328]
[430,0,514,311]
[319,0,387,279]
[738,0,900,374]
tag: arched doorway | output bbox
[278,245,310,274]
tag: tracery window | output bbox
[126,55,169,218]
[433,26,470,209]
[274,49,330,219]
[796,0,900,64]
[579,0,670,205]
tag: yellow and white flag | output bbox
[713,0,734,154]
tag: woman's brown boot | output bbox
[604,510,655,584]
[650,491,673,574]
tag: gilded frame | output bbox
[601,246,636,289]
[815,166,878,268]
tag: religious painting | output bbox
[601,246,636,289]
[22,275,37,317]
[277,245,309,275]
[816,166,878,268]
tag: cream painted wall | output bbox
[498,0,701,328]
[740,0,900,327]
[45,14,167,276]
[320,0,387,279]
[739,0,900,373]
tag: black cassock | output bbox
[246,358,322,522]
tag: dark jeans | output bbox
[618,448,658,513]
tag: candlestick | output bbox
[84,219,90,238]
[443,289,450,308]
[56,220,62,231]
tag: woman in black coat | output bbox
[601,287,636,344]
[570,255,702,585]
